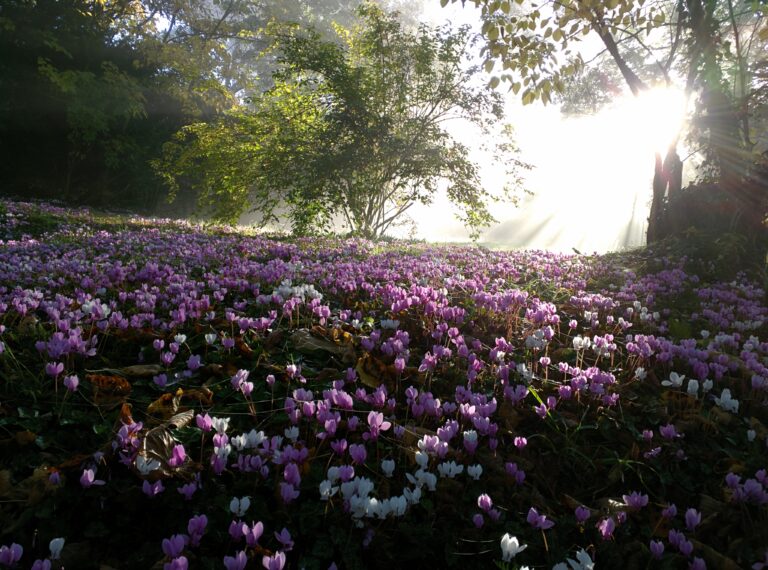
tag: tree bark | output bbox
[647,144,682,244]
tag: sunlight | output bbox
[612,87,688,155]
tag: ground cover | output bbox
[0,199,766,569]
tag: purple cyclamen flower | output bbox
[245,522,264,547]
[161,534,187,558]
[366,411,391,439]
[575,505,590,523]
[679,539,694,557]
[330,439,347,456]
[229,520,247,541]
[187,354,202,371]
[223,551,248,570]
[660,423,679,440]
[168,444,186,468]
[477,494,493,512]
[45,361,64,377]
[650,540,664,559]
[274,528,294,551]
[143,479,165,497]
[690,557,707,570]
[262,552,286,570]
[527,507,555,530]
[163,556,188,570]
[283,463,301,487]
[0,543,23,566]
[187,514,207,546]
[514,436,527,450]
[597,517,616,540]
[195,413,212,432]
[80,468,105,488]
[177,482,197,500]
[31,560,51,570]
[279,482,299,504]
[662,503,678,519]
[349,443,367,465]
[472,513,484,528]
[63,375,79,392]
[622,491,649,510]
[685,507,701,531]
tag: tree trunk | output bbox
[647,144,682,244]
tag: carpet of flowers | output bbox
[0,200,766,569]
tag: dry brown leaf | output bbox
[87,374,131,409]
[119,364,164,378]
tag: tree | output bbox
[445,0,768,244]
[158,3,530,239]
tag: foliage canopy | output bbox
[157,3,529,238]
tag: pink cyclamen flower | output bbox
[245,522,264,547]
[597,517,616,540]
[477,494,493,512]
[195,413,212,432]
[80,468,105,488]
[63,375,79,392]
[168,444,186,468]
[223,551,248,570]
[262,551,286,570]
[45,362,64,377]
[163,556,188,570]
[527,507,555,530]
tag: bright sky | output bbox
[403,1,688,253]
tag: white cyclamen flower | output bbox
[49,538,65,560]
[662,372,685,388]
[500,534,527,562]
[229,496,250,517]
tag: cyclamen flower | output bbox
[467,464,483,480]
[597,517,616,540]
[168,444,186,468]
[527,507,555,530]
[262,552,286,570]
[477,494,493,512]
[349,444,367,465]
[0,544,22,566]
[622,491,649,510]
[80,468,105,488]
[229,496,250,517]
[49,538,65,560]
[500,534,527,561]
[365,411,391,440]
[45,361,64,377]
[575,505,591,523]
[63,375,79,392]
[223,551,247,570]
[143,479,165,497]
[650,540,665,559]
[161,535,187,558]
[381,459,395,477]
[685,507,701,531]
[274,528,293,551]
[662,372,685,388]
[164,557,188,570]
